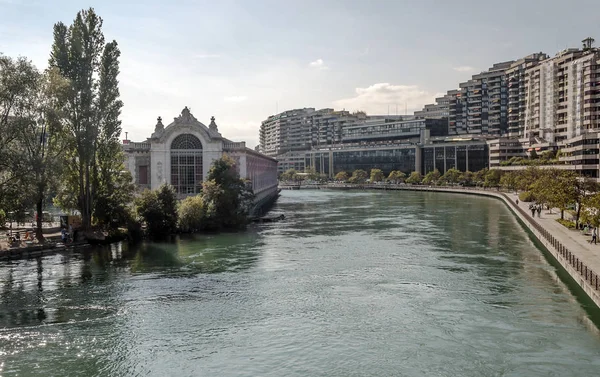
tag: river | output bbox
[1,190,600,376]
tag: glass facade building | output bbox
[422,143,489,175]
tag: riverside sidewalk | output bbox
[506,192,600,278]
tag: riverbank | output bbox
[322,183,600,310]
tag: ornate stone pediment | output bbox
[152,107,222,142]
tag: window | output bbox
[139,165,148,185]
[170,134,203,194]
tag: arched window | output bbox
[170,134,203,194]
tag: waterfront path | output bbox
[506,192,600,278]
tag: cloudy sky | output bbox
[2,0,600,147]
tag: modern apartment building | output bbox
[459,61,514,136]
[265,38,600,179]
[259,108,362,157]
[506,53,548,138]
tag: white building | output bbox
[123,107,279,212]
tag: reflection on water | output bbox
[1,190,600,376]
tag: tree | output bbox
[484,169,502,188]
[49,8,125,230]
[499,171,518,193]
[514,167,541,192]
[0,55,40,214]
[422,169,441,185]
[304,167,319,181]
[459,170,474,186]
[135,184,178,239]
[370,168,384,183]
[387,170,406,183]
[405,171,422,185]
[92,40,130,228]
[202,155,254,230]
[280,168,298,182]
[441,168,461,186]
[348,169,368,184]
[334,171,349,182]
[15,68,71,240]
[473,168,487,187]
[178,195,205,233]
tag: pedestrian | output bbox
[61,228,67,244]
[593,227,598,245]
[530,204,535,217]
[516,198,519,205]
[537,205,542,217]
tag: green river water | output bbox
[1,190,600,376]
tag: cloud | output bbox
[332,83,437,115]
[453,66,474,72]
[308,58,329,70]
[195,53,221,59]
[223,95,248,103]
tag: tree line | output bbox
[283,165,600,229]
[281,167,503,187]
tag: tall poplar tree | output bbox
[48,8,127,229]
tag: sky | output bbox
[2,0,600,147]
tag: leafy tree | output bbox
[514,167,541,192]
[334,171,349,182]
[582,192,600,227]
[49,8,125,229]
[135,184,178,239]
[15,68,71,240]
[499,171,518,193]
[348,169,368,184]
[202,155,254,230]
[573,178,598,228]
[441,168,461,186]
[370,168,384,183]
[405,171,422,185]
[178,195,205,233]
[93,170,135,228]
[484,169,502,188]
[92,40,130,227]
[459,170,474,186]
[473,168,487,187]
[280,168,298,182]
[304,167,319,181]
[422,169,441,185]
[0,55,40,213]
[387,170,406,183]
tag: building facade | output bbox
[123,107,279,210]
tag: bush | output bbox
[556,219,576,229]
[135,184,178,240]
[178,195,205,233]
[519,191,535,202]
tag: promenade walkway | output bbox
[506,192,600,278]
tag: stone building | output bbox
[123,107,279,212]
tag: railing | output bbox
[223,142,246,150]
[498,191,600,292]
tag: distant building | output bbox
[123,107,279,210]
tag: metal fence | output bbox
[498,192,600,292]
